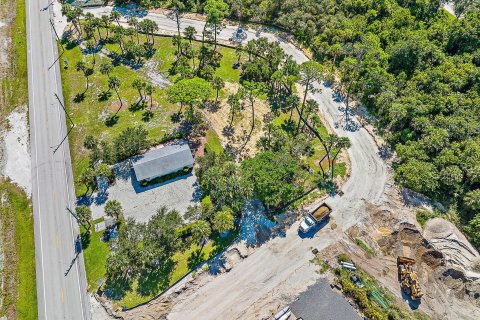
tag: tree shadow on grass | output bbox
[74,92,85,103]
[142,110,154,122]
[136,259,175,297]
[170,112,182,123]
[80,231,91,250]
[187,249,208,270]
[98,90,112,102]
[105,115,119,127]
[129,100,146,112]
[104,275,133,301]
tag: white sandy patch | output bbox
[89,294,113,320]
[0,20,5,28]
[4,107,31,196]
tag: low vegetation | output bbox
[82,205,236,308]
[334,254,429,320]
[0,182,37,319]
[355,238,376,257]
[0,0,37,318]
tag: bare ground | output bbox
[201,82,271,161]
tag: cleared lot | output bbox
[83,161,201,222]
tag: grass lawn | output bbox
[61,33,242,196]
[60,42,179,195]
[0,181,37,319]
[81,219,110,291]
[205,128,223,154]
[82,219,237,309]
[0,0,28,119]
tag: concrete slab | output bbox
[80,160,201,223]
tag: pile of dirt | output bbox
[423,218,480,279]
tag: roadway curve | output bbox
[27,0,90,319]
[84,6,389,319]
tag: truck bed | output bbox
[311,203,332,221]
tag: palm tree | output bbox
[211,76,225,104]
[75,61,93,91]
[191,220,211,256]
[101,15,111,38]
[212,208,234,234]
[75,205,92,231]
[99,61,113,76]
[184,26,196,44]
[132,79,145,102]
[145,84,156,111]
[85,40,96,65]
[227,92,242,128]
[297,61,323,134]
[108,75,122,109]
[128,17,140,44]
[330,136,351,179]
[104,200,123,220]
[110,10,121,27]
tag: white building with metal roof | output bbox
[132,142,194,182]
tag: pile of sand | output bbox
[423,218,480,278]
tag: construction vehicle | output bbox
[397,256,423,300]
[299,203,332,233]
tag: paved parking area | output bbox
[290,278,361,320]
[82,161,201,223]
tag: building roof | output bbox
[132,143,194,181]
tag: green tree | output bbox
[85,40,97,65]
[464,189,480,212]
[204,0,229,50]
[167,77,212,114]
[95,163,113,182]
[75,61,94,91]
[241,151,303,210]
[132,79,146,103]
[79,167,96,194]
[104,199,123,220]
[227,92,243,128]
[75,205,92,230]
[168,0,195,37]
[395,159,440,194]
[145,84,156,111]
[184,26,196,44]
[212,208,234,233]
[114,126,149,161]
[106,218,145,282]
[211,76,225,104]
[184,202,215,222]
[190,220,212,254]
[144,207,183,259]
[99,61,113,76]
[465,215,480,248]
[108,75,122,109]
[84,135,98,150]
[297,61,323,134]
[240,81,265,137]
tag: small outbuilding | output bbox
[132,143,194,182]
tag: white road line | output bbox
[47,4,87,318]
[27,0,48,318]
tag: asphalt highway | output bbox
[27,0,90,318]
